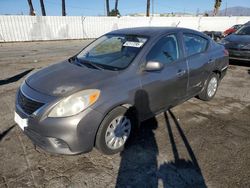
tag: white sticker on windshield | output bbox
[123,41,144,48]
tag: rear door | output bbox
[182,33,210,96]
[140,33,188,117]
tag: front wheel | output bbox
[95,106,135,155]
[198,73,219,101]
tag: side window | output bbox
[147,35,179,64]
[183,34,208,57]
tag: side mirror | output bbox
[144,61,164,72]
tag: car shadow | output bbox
[158,111,206,187]
[230,59,250,67]
[116,117,159,187]
[116,90,159,187]
[0,69,33,86]
[248,69,250,75]
[0,125,15,142]
[115,90,206,187]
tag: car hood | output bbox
[26,61,117,97]
[226,34,250,43]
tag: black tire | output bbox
[95,106,137,155]
[198,73,219,101]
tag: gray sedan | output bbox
[15,27,229,155]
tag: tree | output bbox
[204,12,209,17]
[109,9,120,16]
[27,0,35,16]
[39,0,46,16]
[146,0,150,17]
[62,0,66,16]
[213,0,222,16]
[106,0,110,16]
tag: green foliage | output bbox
[109,9,120,16]
[214,0,222,9]
[204,13,209,17]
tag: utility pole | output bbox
[196,8,200,16]
[40,0,46,16]
[225,0,228,16]
[62,0,66,16]
[27,0,35,16]
[146,0,150,17]
[104,0,105,16]
[106,0,110,16]
[151,0,154,16]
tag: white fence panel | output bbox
[0,15,249,42]
[199,17,250,31]
[0,16,84,42]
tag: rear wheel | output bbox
[95,106,136,155]
[198,73,219,101]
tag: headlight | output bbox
[243,44,250,50]
[48,89,100,117]
[219,39,229,45]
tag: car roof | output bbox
[108,27,203,38]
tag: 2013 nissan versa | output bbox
[15,27,229,155]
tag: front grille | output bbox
[228,48,250,51]
[25,128,48,146]
[18,91,44,115]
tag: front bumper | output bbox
[227,49,250,61]
[15,85,104,155]
[220,66,228,80]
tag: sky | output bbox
[0,0,250,16]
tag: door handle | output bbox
[177,70,186,77]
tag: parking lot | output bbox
[0,40,250,188]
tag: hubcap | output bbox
[105,115,131,150]
[207,77,218,97]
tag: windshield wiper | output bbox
[69,56,121,71]
[68,56,76,62]
[81,60,104,70]
[70,56,104,70]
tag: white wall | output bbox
[0,16,249,42]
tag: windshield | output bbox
[234,25,242,30]
[235,25,250,35]
[77,34,148,70]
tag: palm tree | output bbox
[106,0,110,16]
[146,0,150,17]
[27,0,35,16]
[114,0,119,16]
[213,0,222,16]
[62,0,66,16]
[39,0,46,16]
